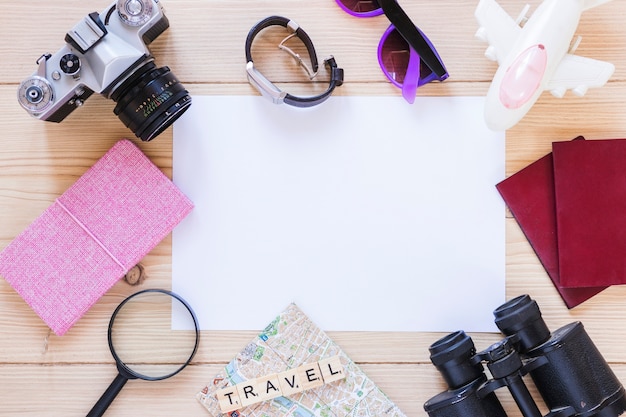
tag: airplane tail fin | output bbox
[582,0,613,12]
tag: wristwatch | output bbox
[245,15,344,107]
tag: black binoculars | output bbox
[424,294,626,417]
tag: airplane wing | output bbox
[474,0,522,65]
[546,54,615,97]
[582,0,614,12]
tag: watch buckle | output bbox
[278,33,319,80]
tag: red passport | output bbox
[553,138,626,288]
[496,137,606,308]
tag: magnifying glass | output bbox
[86,289,200,417]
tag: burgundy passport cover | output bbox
[0,140,193,335]
[496,137,606,308]
[553,138,626,288]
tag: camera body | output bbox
[17,0,191,141]
[425,295,626,417]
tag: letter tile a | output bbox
[256,373,283,402]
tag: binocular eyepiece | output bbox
[424,295,626,417]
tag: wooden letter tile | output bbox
[318,355,346,384]
[297,363,325,391]
[236,378,262,407]
[216,386,242,413]
[277,368,304,396]
[255,373,283,402]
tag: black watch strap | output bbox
[245,15,344,107]
[245,16,318,71]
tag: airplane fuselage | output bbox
[485,0,585,130]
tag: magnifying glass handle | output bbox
[86,372,129,417]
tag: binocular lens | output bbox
[425,295,626,417]
[424,377,508,417]
[425,331,508,417]
[429,331,484,389]
[112,62,191,141]
[493,294,551,353]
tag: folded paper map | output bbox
[196,303,407,417]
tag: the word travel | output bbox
[216,355,346,412]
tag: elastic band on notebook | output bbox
[55,199,127,272]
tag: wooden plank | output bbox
[1,1,626,416]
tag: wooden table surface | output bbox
[2,0,626,416]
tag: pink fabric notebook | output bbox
[0,140,193,335]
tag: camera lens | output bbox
[112,62,191,141]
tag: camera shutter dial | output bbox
[117,0,153,27]
[60,53,81,76]
[18,77,53,114]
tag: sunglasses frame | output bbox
[335,0,384,17]
[335,0,448,103]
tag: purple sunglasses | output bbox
[335,0,448,103]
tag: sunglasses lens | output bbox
[379,28,433,85]
[337,0,381,15]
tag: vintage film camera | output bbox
[424,295,626,417]
[17,0,191,141]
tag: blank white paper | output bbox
[172,95,505,332]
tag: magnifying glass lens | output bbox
[109,290,198,379]
[87,290,198,417]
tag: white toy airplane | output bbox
[475,0,615,131]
